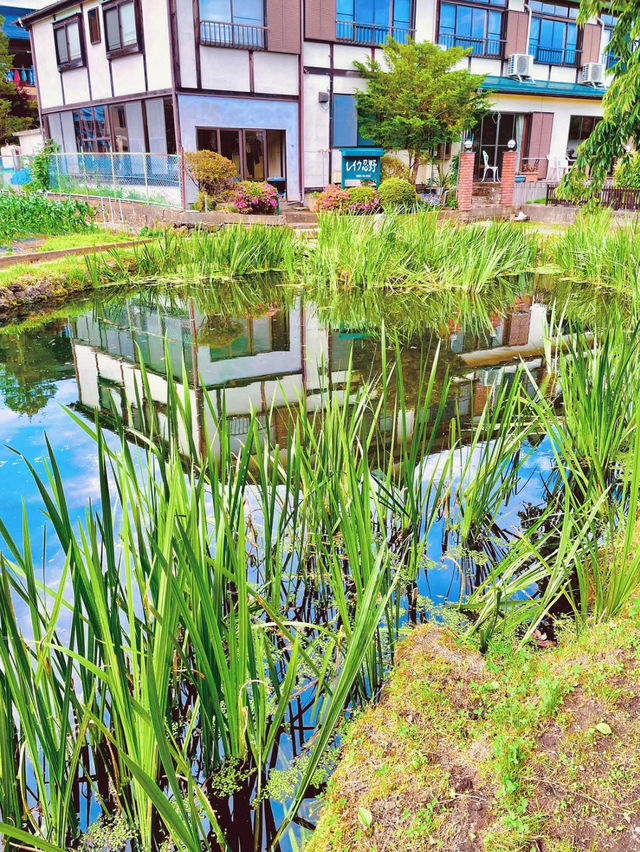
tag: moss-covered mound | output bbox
[308,605,640,852]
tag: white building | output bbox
[19,0,611,200]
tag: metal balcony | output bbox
[335,20,415,45]
[200,20,267,50]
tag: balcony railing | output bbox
[6,67,36,86]
[530,44,582,66]
[200,20,267,49]
[336,19,415,45]
[438,32,505,58]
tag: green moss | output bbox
[308,603,640,852]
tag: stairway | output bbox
[282,208,319,233]
[472,182,502,209]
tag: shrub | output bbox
[0,192,95,243]
[315,184,351,212]
[346,185,381,214]
[378,178,418,210]
[381,154,410,182]
[30,139,58,192]
[613,152,640,189]
[233,181,279,214]
[314,184,381,214]
[184,151,238,210]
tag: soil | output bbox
[307,607,640,852]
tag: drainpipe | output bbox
[298,0,305,203]
[166,0,185,209]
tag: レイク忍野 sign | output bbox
[339,147,384,188]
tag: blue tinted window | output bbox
[438,2,504,55]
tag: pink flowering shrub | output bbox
[233,180,279,215]
[314,184,381,214]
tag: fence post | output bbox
[143,153,150,205]
[457,150,475,212]
[55,154,61,193]
[180,149,187,212]
[81,153,89,195]
[500,149,517,207]
[111,151,117,200]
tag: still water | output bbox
[0,285,559,850]
[0,288,553,587]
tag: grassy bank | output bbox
[308,599,640,852]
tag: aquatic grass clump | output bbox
[463,321,640,642]
[308,212,538,291]
[548,208,640,288]
[86,224,301,284]
[0,344,459,852]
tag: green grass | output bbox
[36,230,138,252]
[308,598,640,852]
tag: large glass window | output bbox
[528,1,579,66]
[336,0,413,44]
[196,127,286,187]
[438,0,505,57]
[53,15,84,70]
[199,0,265,48]
[104,0,140,56]
[73,106,111,153]
[567,115,600,159]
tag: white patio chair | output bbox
[482,150,499,182]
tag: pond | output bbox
[0,278,613,852]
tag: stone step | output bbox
[283,211,318,224]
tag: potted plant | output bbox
[521,161,539,183]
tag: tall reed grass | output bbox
[0,343,461,852]
[85,215,539,294]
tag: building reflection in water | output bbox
[70,294,550,457]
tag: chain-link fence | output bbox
[5,152,186,209]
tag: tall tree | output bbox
[354,39,490,184]
[558,1,638,199]
[0,15,36,144]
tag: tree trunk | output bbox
[409,151,421,185]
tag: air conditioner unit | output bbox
[580,62,605,86]
[508,53,533,80]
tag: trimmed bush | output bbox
[315,184,351,212]
[346,186,381,214]
[313,184,381,214]
[233,181,279,214]
[184,151,238,211]
[378,178,417,210]
[614,152,640,189]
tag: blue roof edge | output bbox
[480,74,606,99]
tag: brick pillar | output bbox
[457,151,475,212]
[500,150,518,206]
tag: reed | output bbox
[549,209,640,289]
[0,343,456,852]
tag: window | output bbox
[336,0,413,44]
[73,106,110,152]
[104,0,141,57]
[53,15,84,70]
[199,0,265,48]
[195,127,286,185]
[88,8,101,44]
[438,0,505,57]
[528,1,580,66]
[601,13,617,68]
[567,115,600,158]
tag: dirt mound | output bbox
[308,608,640,851]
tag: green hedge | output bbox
[0,192,95,244]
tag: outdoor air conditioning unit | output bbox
[508,53,533,80]
[580,61,605,86]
